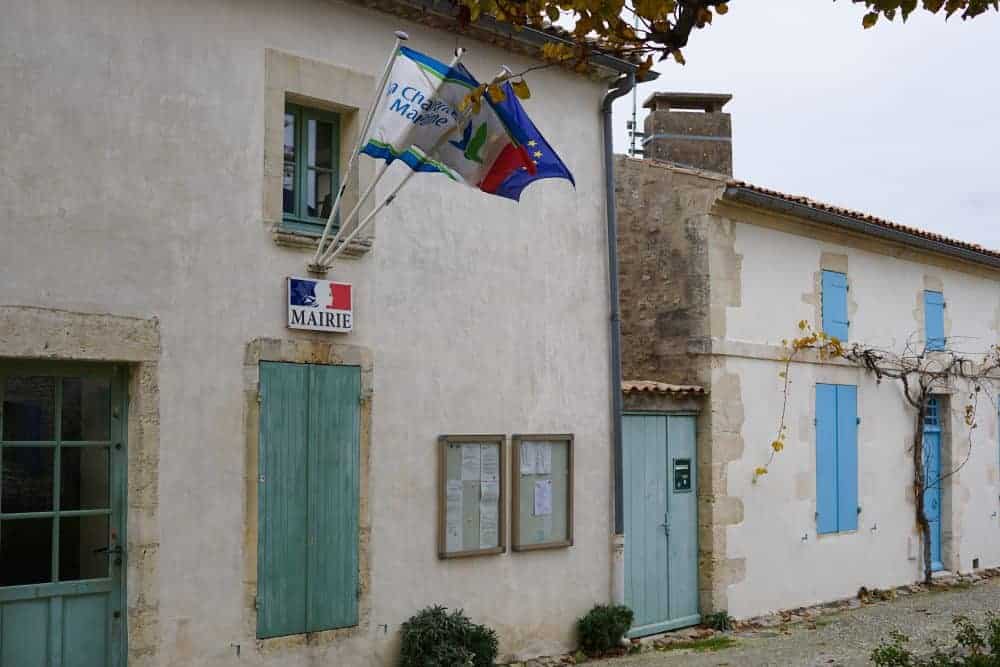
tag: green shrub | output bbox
[576,604,634,656]
[704,611,734,632]
[399,605,498,667]
[871,615,1000,667]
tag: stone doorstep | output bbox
[498,568,1000,665]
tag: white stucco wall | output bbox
[720,216,1000,618]
[1,0,614,664]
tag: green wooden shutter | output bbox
[306,364,360,631]
[257,362,360,638]
[258,362,310,638]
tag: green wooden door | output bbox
[257,362,360,638]
[0,362,127,667]
[623,413,699,637]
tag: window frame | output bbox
[282,102,341,237]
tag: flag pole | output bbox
[317,50,479,267]
[309,30,409,272]
[322,65,513,267]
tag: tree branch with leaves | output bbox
[453,0,997,75]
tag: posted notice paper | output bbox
[533,478,553,516]
[536,442,552,475]
[480,444,499,482]
[461,443,481,481]
[445,480,464,552]
[520,441,536,475]
[480,479,499,503]
[479,503,499,549]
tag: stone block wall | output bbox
[615,157,746,614]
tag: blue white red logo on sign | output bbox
[287,277,353,333]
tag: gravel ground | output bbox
[587,579,1000,667]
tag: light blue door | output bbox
[623,414,699,637]
[923,399,943,572]
[0,362,127,667]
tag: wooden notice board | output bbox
[512,434,573,551]
[438,435,506,558]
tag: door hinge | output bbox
[256,392,262,406]
[253,596,258,610]
[857,417,861,425]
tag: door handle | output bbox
[92,545,123,555]
[93,545,124,565]
[660,516,670,536]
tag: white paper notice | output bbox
[445,480,463,552]
[536,442,552,475]
[480,444,499,482]
[480,479,500,503]
[520,442,537,475]
[461,444,481,481]
[533,478,553,516]
[479,504,499,549]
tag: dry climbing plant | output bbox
[758,320,1000,583]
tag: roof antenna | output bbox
[628,11,640,157]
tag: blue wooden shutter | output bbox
[258,362,310,638]
[925,291,945,351]
[836,385,858,532]
[815,384,839,534]
[258,362,361,638]
[306,364,360,632]
[821,270,849,341]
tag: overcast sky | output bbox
[611,2,1000,249]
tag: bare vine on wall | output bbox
[758,320,1000,583]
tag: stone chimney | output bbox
[641,92,732,176]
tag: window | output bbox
[821,270,849,341]
[815,383,858,534]
[924,290,946,351]
[257,362,360,638]
[283,103,340,236]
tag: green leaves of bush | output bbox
[576,604,634,656]
[399,606,498,667]
[871,615,1000,666]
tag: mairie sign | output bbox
[287,276,353,333]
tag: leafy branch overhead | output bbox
[455,0,997,73]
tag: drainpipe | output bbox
[602,71,634,606]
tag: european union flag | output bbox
[479,83,575,202]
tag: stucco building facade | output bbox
[0,1,644,664]
[617,92,1000,620]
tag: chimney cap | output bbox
[643,91,732,113]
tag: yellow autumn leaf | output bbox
[771,440,784,453]
[716,2,729,15]
[862,12,879,28]
[487,84,506,103]
[512,79,531,100]
[754,466,768,477]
